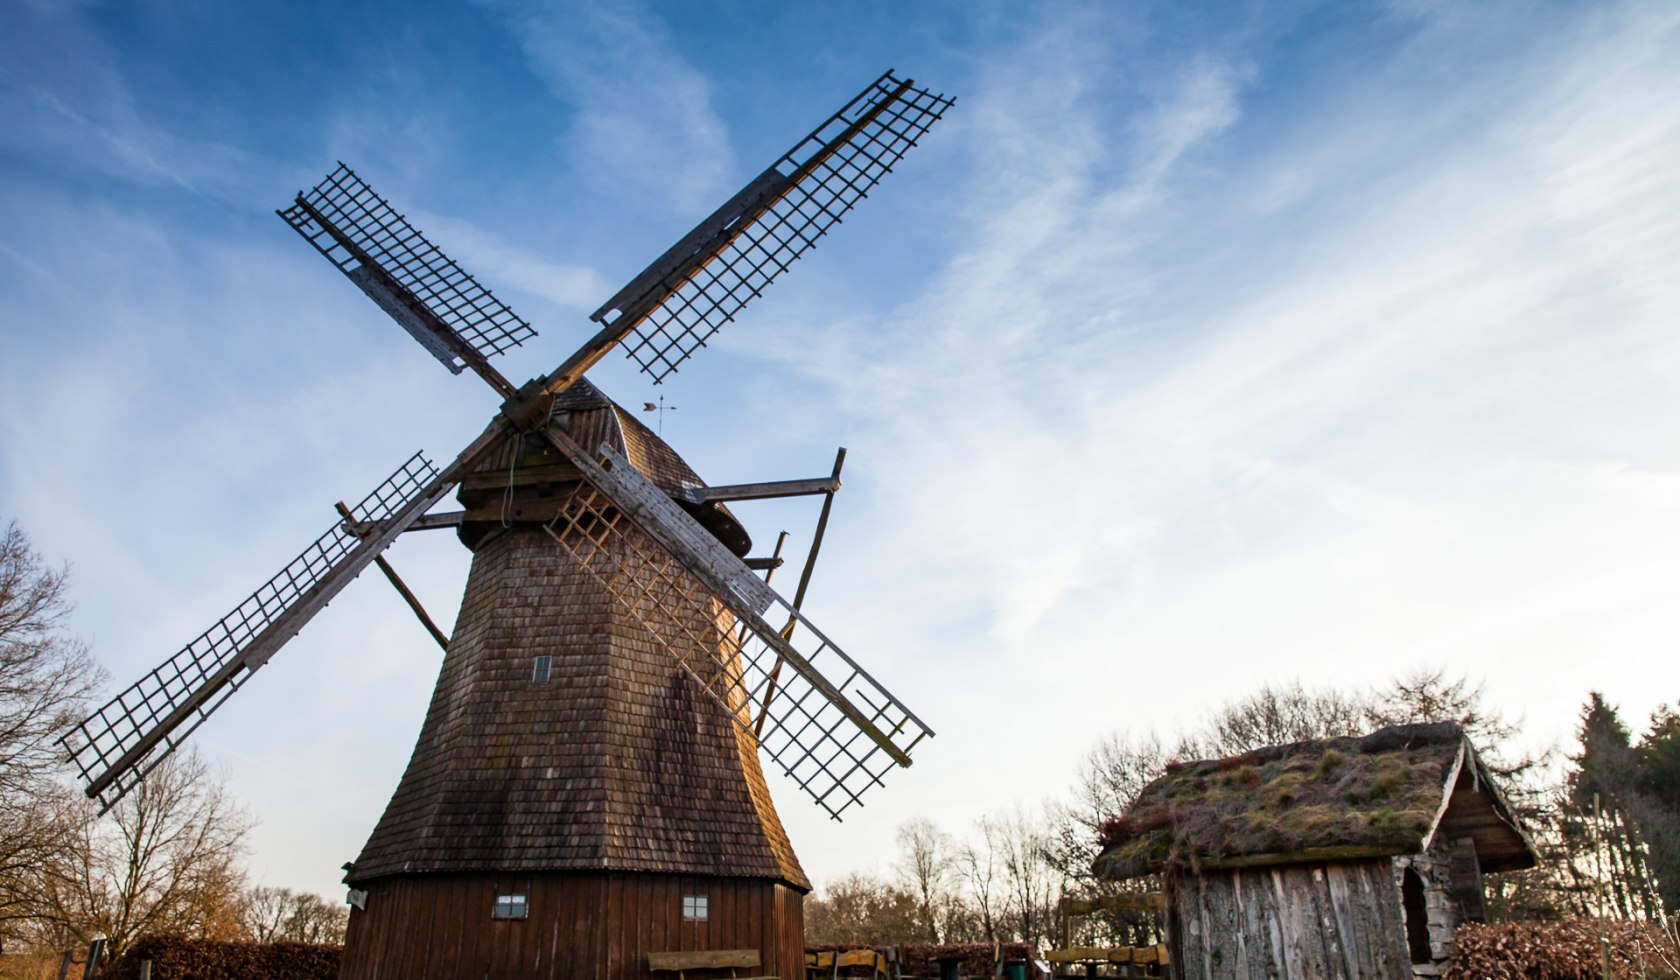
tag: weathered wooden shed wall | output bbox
[1166,858,1411,980]
[339,871,804,980]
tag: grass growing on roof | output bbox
[1095,723,1465,878]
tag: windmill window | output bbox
[492,893,528,920]
[532,656,551,683]
[682,895,708,921]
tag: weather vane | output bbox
[642,393,677,434]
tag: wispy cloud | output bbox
[772,0,1680,868]
[768,0,1680,745]
[477,0,735,215]
[0,5,271,200]
[410,208,613,316]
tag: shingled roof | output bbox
[1093,723,1537,880]
[457,378,752,555]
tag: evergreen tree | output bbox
[1569,692,1636,810]
[1637,705,1680,813]
[1634,703,1680,916]
[1562,693,1664,920]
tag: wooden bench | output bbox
[804,948,889,978]
[648,948,777,980]
[1045,944,1169,977]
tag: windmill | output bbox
[60,71,951,979]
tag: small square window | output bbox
[682,894,708,921]
[532,656,551,683]
[492,893,528,920]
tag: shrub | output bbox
[101,936,340,980]
[1447,920,1680,979]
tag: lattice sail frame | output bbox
[544,457,932,819]
[599,70,954,383]
[279,164,537,375]
[61,453,444,812]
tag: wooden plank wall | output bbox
[340,872,803,979]
[1167,860,1411,980]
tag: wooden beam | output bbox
[1193,844,1401,871]
[648,949,760,971]
[407,510,465,531]
[293,197,516,399]
[1061,893,1166,916]
[336,502,449,652]
[1045,948,1116,964]
[744,556,784,571]
[1043,944,1170,965]
[548,78,915,397]
[678,476,840,503]
[755,448,845,736]
[1420,741,1468,855]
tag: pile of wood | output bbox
[1446,920,1680,979]
[102,937,341,980]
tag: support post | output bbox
[336,502,449,651]
[754,448,846,735]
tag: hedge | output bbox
[1447,920,1680,979]
[102,937,340,980]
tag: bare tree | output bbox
[283,891,349,944]
[1046,732,1174,882]
[1191,680,1369,758]
[991,805,1059,949]
[1043,732,1176,947]
[956,819,1003,944]
[0,521,104,946]
[804,871,921,946]
[31,750,251,956]
[894,817,955,943]
[240,885,291,943]
[242,886,348,944]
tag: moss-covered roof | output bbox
[1093,722,1534,879]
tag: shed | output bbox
[1093,723,1537,979]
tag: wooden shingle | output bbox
[349,388,806,890]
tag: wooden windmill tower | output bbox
[60,72,950,979]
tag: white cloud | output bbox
[769,0,1680,817]
[478,0,735,215]
[0,7,273,200]
[409,208,612,315]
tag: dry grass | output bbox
[1096,723,1463,878]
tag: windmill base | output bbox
[339,870,805,980]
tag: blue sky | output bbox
[3,0,1678,900]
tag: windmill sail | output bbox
[279,164,536,395]
[542,435,932,818]
[589,70,954,383]
[61,453,454,812]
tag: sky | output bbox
[2,0,1678,902]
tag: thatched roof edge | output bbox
[1092,722,1538,879]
